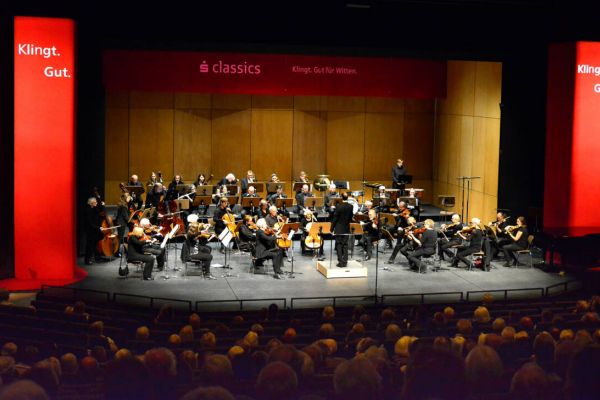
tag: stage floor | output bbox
[71,241,578,309]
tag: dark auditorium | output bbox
[1,1,600,399]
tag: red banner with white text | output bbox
[103,50,446,98]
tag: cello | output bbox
[273,215,292,249]
[304,214,323,249]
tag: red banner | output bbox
[14,17,76,280]
[103,50,446,99]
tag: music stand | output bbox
[328,197,344,207]
[305,197,324,212]
[141,207,155,220]
[241,196,262,214]
[217,225,237,277]
[248,182,265,193]
[196,185,214,196]
[349,222,364,259]
[380,213,397,227]
[175,184,188,194]
[397,196,418,207]
[372,197,391,209]
[267,182,285,194]
[174,199,190,210]
[193,195,212,207]
[353,213,369,223]
[275,198,293,213]
[225,185,239,196]
[225,196,238,207]
[293,182,308,192]
[280,222,300,278]
[385,189,400,203]
[125,185,145,196]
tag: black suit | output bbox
[181,235,213,275]
[295,192,314,216]
[331,202,353,266]
[392,165,408,191]
[128,181,145,209]
[213,207,228,235]
[453,229,484,268]
[127,235,164,279]
[238,224,256,253]
[240,178,255,194]
[84,205,102,263]
[255,230,283,274]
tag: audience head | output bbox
[256,361,298,400]
[144,348,177,380]
[179,325,194,344]
[385,323,402,342]
[318,323,335,339]
[443,306,455,319]
[189,313,202,329]
[456,319,473,335]
[1,343,17,358]
[510,362,549,400]
[200,354,233,387]
[200,332,217,349]
[322,306,335,321]
[492,317,506,332]
[473,306,491,323]
[566,344,600,400]
[136,326,150,340]
[180,386,235,400]
[533,332,556,371]
[334,357,382,400]
[465,345,503,395]
[0,380,48,400]
[104,354,150,400]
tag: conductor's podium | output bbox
[317,260,368,279]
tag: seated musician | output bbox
[195,173,208,187]
[386,216,418,264]
[212,185,228,205]
[145,183,165,209]
[265,206,280,228]
[255,218,285,279]
[267,186,290,218]
[500,216,529,267]
[356,200,374,215]
[300,210,324,258]
[270,173,280,183]
[295,184,314,217]
[139,218,163,241]
[324,183,340,217]
[181,222,215,279]
[128,174,145,210]
[360,209,380,261]
[238,215,257,253]
[256,199,269,220]
[375,185,390,212]
[146,171,161,188]
[407,219,437,273]
[407,188,420,219]
[488,212,511,259]
[242,186,260,215]
[297,170,309,184]
[127,226,165,280]
[451,218,486,270]
[167,175,184,200]
[438,213,464,261]
[241,170,255,194]
[218,173,237,187]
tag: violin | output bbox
[504,225,519,233]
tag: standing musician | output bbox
[451,218,485,270]
[213,197,230,236]
[359,209,380,261]
[500,216,529,267]
[324,183,340,218]
[392,158,408,193]
[407,219,437,273]
[167,175,184,200]
[128,174,145,210]
[115,184,132,245]
[331,193,354,268]
[386,216,418,264]
[127,226,165,280]
[181,222,215,279]
[438,213,464,261]
[238,215,257,253]
[240,170,255,194]
[84,197,103,265]
[299,209,324,258]
[256,199,270,220]
[255,218,285,279]
[295,184,314,217]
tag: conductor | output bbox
[331,192,354,268]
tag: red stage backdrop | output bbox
[14,17,77,281]
[103,50,446,98]
[545,42,600,233]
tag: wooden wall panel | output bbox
[130,91,174,109]
[174,109,212,181]
[292,111,327,179]
[252,95,293,109]
[174,93,211,109]
[212,94,251,109]
[435,115,451,183]
[405,99,435,114]
[471,117,486,193]
[447,116,463,186]
[129,109,174,181]
[105,108,129,181]
[364,113,404,180]
[474,62,502,118]
[459,118,474,179]
[105,180,123,205]
[483,118,501,197]
[251,110,294,181]
[322,96,365,112]
[365,98,404,113]
[105,91,129,108]
[293,96,322,111]
[211,109,251,179]
[438,61,475,116]
[483,194,498,222]
[326,112,365,180]
[403,113,434,180]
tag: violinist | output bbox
[238,215,257,253]
[139,218,163,241]
[386,216,418,264]
[127,226,164,280]
[167,175,184,200]
[295,184,314,217]
[256,199,270,220]
[324,183,340,218]
[360,209,380,261]
[255,218,285,279]
[451,218,485,270]
[84,197,103,265]
[407,219,437,273]
[488,212,511,258]
[438,213,464,261]
[356,200,374,215]
[241,170,255,194]
[386,200,411,246]
[500,216,529,267]
[128,174,145,209]
[181,222,215,279]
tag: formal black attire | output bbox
[217,177,237,187]
[501,227,529,265]
[324,192,340,217]
[265,214,278,228]
[255,230,283,275]
[490,220,511,258]
[331,201,353,267]
[408,229,437,272]
[84,205,103,264]
[360,220,380,259]
[127,235,164,279]
[438,223,464,260]
[115,199,130,244]
[145,190,164,209]
[268,193,290,217]
[240,178,255,194]
[213,207,228,235]
[392,165,408,191]
[242,193,260,215]
[181,234,213,275]
[388,226,418,263]
[295,191,314,216]
[256,207,269,220]
[452,228,484,268]
[238,224,256,253]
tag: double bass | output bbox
[95,189,121,257]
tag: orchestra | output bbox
[88,161,531,281]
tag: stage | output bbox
[70,239,578,310]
